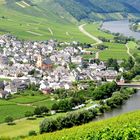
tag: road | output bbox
[79,24,102,59]
[125,43,135,61]
[78,24,103,45]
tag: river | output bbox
[101,20,140,40]
[95,90,140,121]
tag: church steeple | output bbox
[36,49,42,68]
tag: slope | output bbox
[0,0,95,42]
[26,110,140,140]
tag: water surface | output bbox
[102,20,140,40]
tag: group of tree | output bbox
[121,57,135,71]
[40,108,98,134]
[25,106,49,119]
[114,35,135,44]
[97,44,108,50]
[98,36,111,42]
[106,58,119,71]
[51,97,85,112]
[92,82,119,100]
[106,88,136,108]
[122,65,140,81]
[40,87,136,134]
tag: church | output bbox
[36,55,53,70]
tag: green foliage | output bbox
[34,106,49,116]
[25,111,33,118]
[27,110,140,140]
[40,108,98,134]
[5,116,14,125]
[28,130,37,136]
[92,82,119,100]
[106,58,119,71]
[122,65,140,81]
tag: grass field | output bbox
[0,112,65,138]
[99,42,129,60]
[10,95,48,104]
[0,102,34,123]
[26,110,140,140]
[0,90,56,123]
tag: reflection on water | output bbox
[95,91,140,121]
[101,20,140,40]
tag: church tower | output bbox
[36,54,42,68]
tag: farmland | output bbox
[127,41,140,56]
[99,42,129,60]
[0,2,97,43]
[0,90,56,123]
[84,23,114,39]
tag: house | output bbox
[0,90,9,98]
[42,57,53,70]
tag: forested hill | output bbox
[2,0,140,22]
[55,0,140,21]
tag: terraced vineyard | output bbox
[26,110,140,140]
[100,42,129,60]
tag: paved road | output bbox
[79,24,102,59]
[79,24,103,45]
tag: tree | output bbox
[106,58,119,71]
[40,119,58,134]
[25,111,33,118]
[51,103,59,111]
[58,99,72,112]
[34,107,42,115]
[5,116,14,125]
[34,106,49,116]
[40,106,49,114]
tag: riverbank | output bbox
[0,88,139,138]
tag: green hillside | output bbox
[0,0,140,42]
[26,110,140,140]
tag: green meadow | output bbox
[0,101,34,123]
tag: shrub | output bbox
[28,130,37,136]
[25,111,33,118]
[5,116,14,125]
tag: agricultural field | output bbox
[32,99,56,109]
[0,90,56,123]
[0,2,97,43]
[0,101,34,123]
[26,110,140,140]
[127,41,140,56]
[84,23,114,39]
[10,95,48,104]
[99,42,129,60]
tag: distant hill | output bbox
[2,0,140,22]
[0,0,140,40]
[54,0,140,21]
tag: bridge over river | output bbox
[117,83,140,89]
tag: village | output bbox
[0,34,119,98]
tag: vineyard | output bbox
[26,110,140,140]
